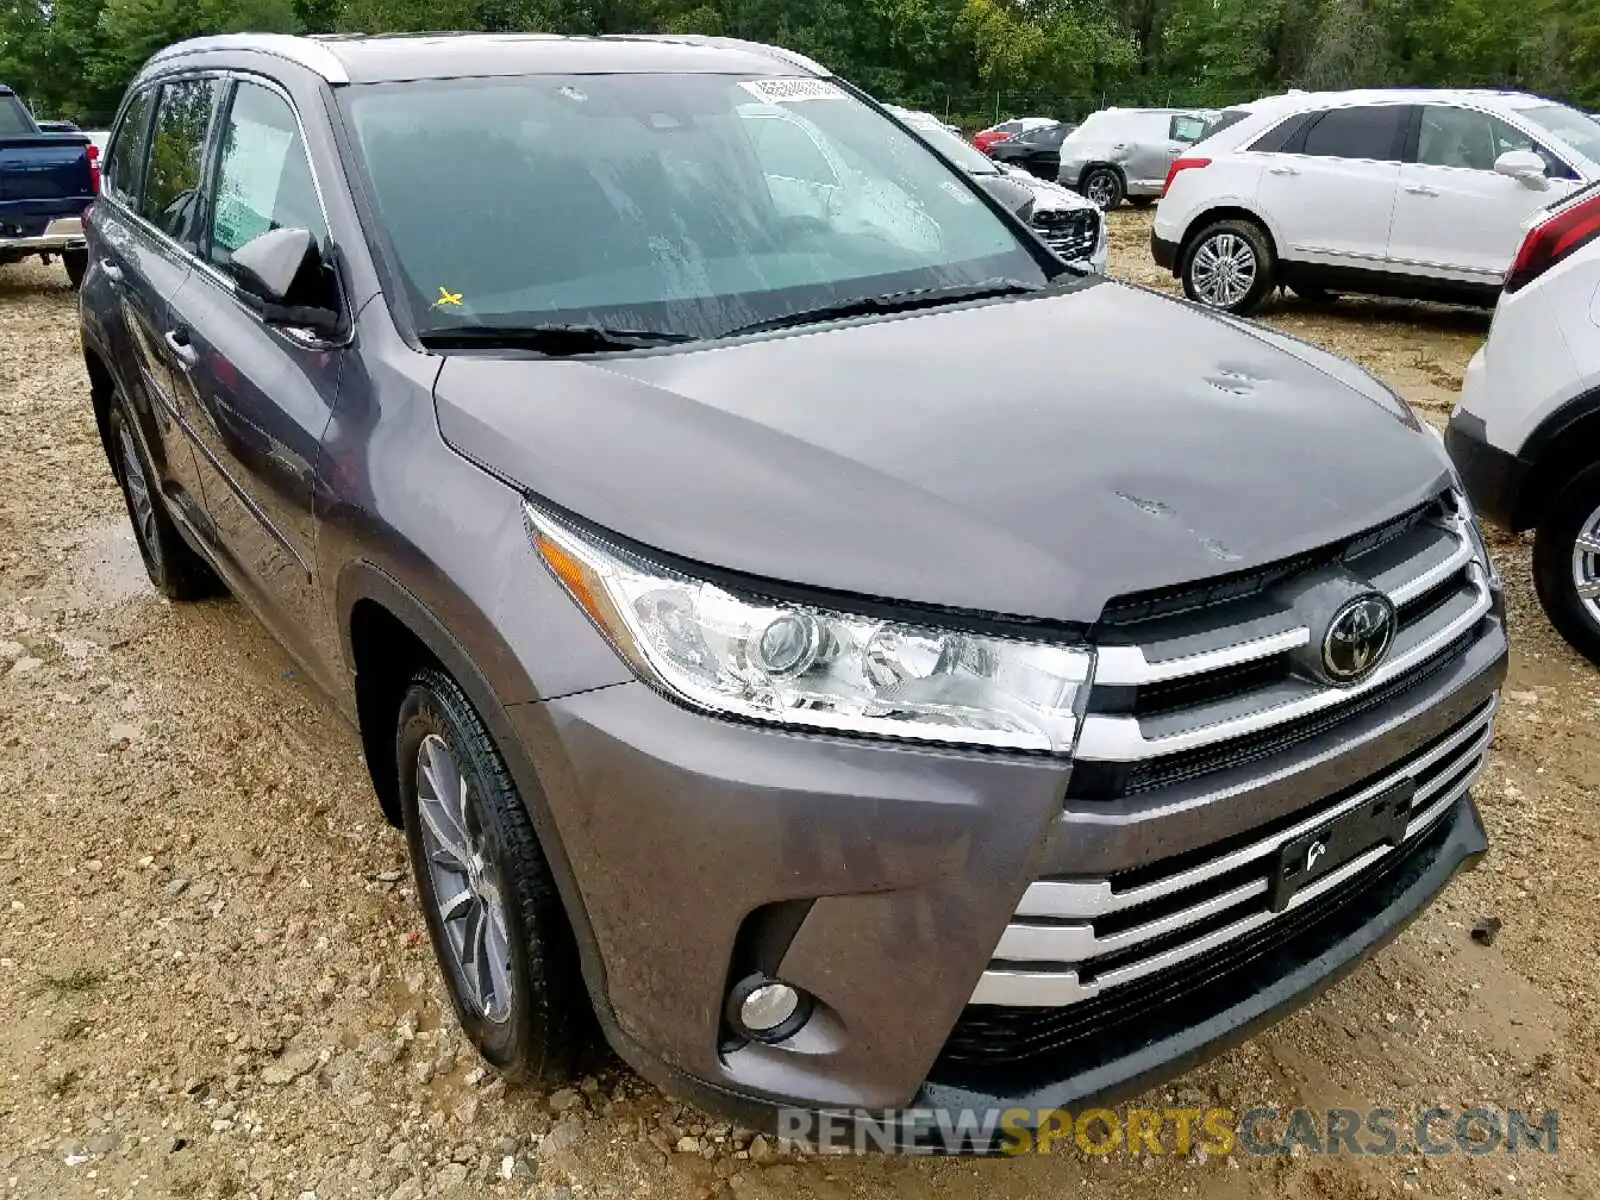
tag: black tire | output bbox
[63,247,87,290]
[1081,166,1124,211]
[1533,463,1600,667]
[398,669,591,1084]
[107,396,218,601]
[1128,196,1157,209]
[1181,218,1277,315]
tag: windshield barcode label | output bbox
[739,78,844,104]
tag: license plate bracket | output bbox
[1270,781,1415,912]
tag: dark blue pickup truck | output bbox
[0,82,97,287]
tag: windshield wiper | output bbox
[722,279,1045,338]
[418,323,696,355]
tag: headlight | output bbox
[525,504,1090,752]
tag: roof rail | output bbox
[612,34,827,77]
[144,34,350,84]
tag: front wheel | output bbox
[1533,464,1600,667]
[399,669,592,1083]
[1081,167,1124,211]
[1182,219,1277,315]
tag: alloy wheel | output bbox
[416,733,515,1024]
[117,424,158,558]
[1190,232,1258,309]
[1571,500,1600,627]
[1085,172,1117,208]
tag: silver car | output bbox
[890,106,1108,271]
[1058,107,1213,209]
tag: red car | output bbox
[973,117,1056,154]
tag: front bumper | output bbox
[512,606,1505,1128]
[1151,230,1180,273]
[1445,408,1529,530]
[0,216,85,257]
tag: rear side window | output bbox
[208,81,328,269]
[141,77,219,244]
[1029,125,1070,147]
[1297,106,1407,161]
[1170,114,1209,143]
[104,88,156,207]
[0,92,34,136]
[1248,112,1313,153]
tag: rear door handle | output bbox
[1268,165,1300,176]
[1405,184,1440,197]
[164,328,198,370]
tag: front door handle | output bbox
[1268,165,1300,176]
[164,328,199,370]
[99,258,123,284]
[1405,184,1440,197]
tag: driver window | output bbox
[208,81,328,273]
[140,77,219,245]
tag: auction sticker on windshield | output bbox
[739,78,845,104]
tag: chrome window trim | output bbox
[145,35,350,86]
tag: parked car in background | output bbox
[973,115,1055,153]
[1447,182,1600,664]
[1057,107,1214,209]
[0,81,97,286]
[84,33,1504,1140]
[1153,88,1600,314]
[892,106,1106,271]
[987,120,1075,179]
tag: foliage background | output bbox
[2,0,1596,128]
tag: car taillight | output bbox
[87,142,101,194]
[1505,190,1600,294]
[1162,156,1210,196]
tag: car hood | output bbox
[1000,167,1097,212]
[434,281,1450,624]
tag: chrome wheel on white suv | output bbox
[1182,219,1276,315]
[1534,465,1600,667]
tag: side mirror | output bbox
[229,226,343,334]
[1494,149,1549,190]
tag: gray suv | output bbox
[80,33,1506,1142]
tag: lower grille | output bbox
[933,802,1461,1086]
[1032,208,1100,262]
[969,696,1495,1009]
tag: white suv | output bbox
[1152,89,1600,313]
[1447,183,1600,664]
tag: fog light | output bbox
[728,976,811,1043]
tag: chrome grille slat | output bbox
[1027,697,1497,921]
[971,735,1488,1007]
[1075,562,1490,762]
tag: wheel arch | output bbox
[1511,390,1600,532]
[336,561,613,1017]
[1180,205,1282,267]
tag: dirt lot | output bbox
[1,209,1597,1200]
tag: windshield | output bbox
[1521,103,1600,163]
[0,93,35,137]
[342,74,1049,341]
[898,114,1001,175]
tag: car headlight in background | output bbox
[525,504,1090,752]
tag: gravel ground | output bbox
[1,210,1597,1199]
